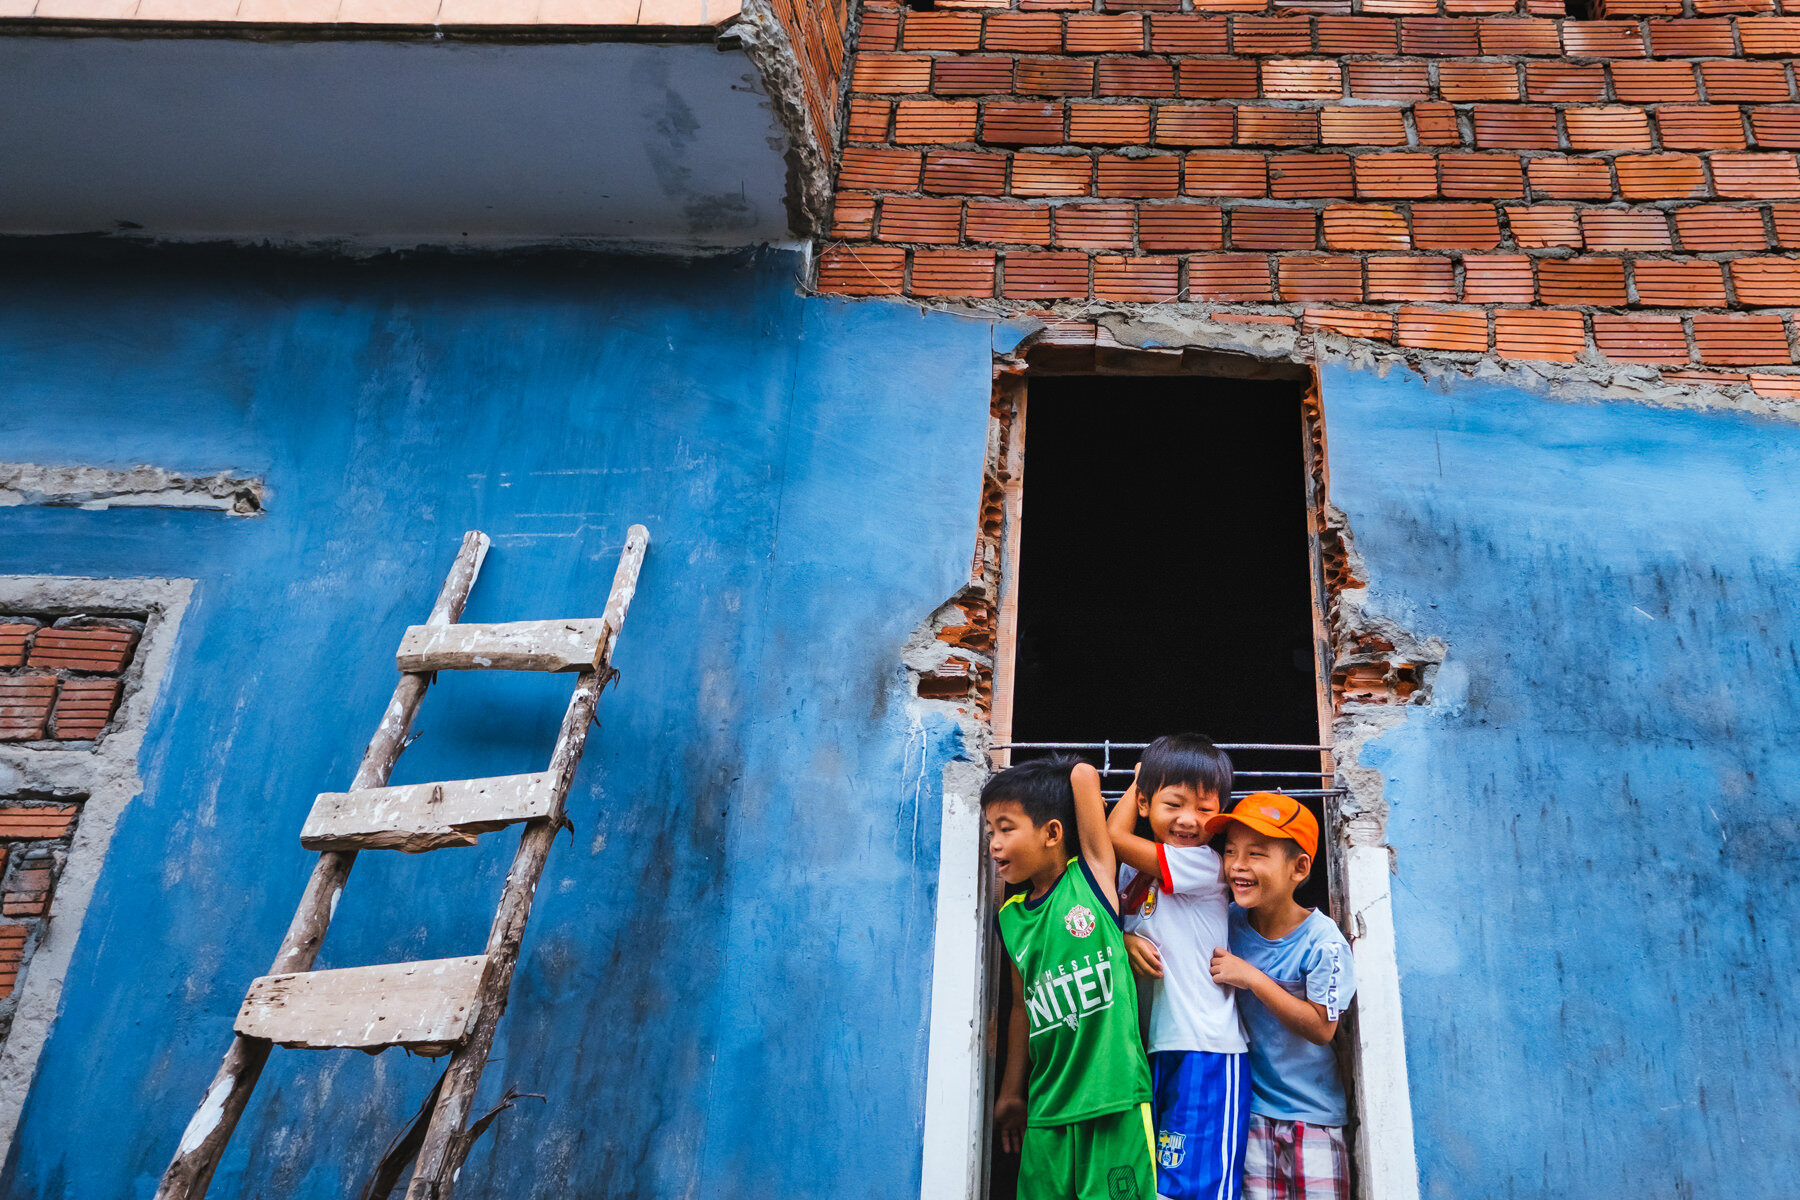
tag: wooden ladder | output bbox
[156,526,650,1200]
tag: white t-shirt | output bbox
[1120,844,1248,1055]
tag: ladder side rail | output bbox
[402,525,648,1200]
[156,531,491,1200]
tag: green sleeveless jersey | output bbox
[998,857,1152,1127]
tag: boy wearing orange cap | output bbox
[1203,793,1356,1200]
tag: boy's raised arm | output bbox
[1070,762,1121,913]
[1106,768,1161,878]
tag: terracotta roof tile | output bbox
[1504,204,1584,247]
[1579,208,1673,250]
[1149,13,1230,53]
[1237,107,1323,145]
[1002,250,1091,298]
[1278,254,1366,301]
[1185,152,1270,197]
[1012,153,1096,196]
[1066,12,1146,51]
[1525,62,1607,102]
[1323,203,1413,249]
[1155,105,1235,146]
[1305,308,1397,341]
[1354,152,1441,198]
[1561,20,1648,57]
[982,101,1065,145]
[1674,204,1770,250]
[1317,15,1400,54]
[910,248,996,296]
[1398,306,1490,351]
[1658,105,1750,151]
[1412,202,1503,248]
[1138,204,1225,250]
[817,245,907,295]
[1711,152,1800,198]
[1726,256,1800,305]
[1496,309,1587,361]
[1441,61,1522,102]
[1320,106,1410,145]
[1633,259,1728,306]
[1540,256,1629,304]
[1233,205,1320,248]
[1478,17,1563,55]
[1401,17,1480,55]
[1529,157,1615,200]
[925,150,1010,194]
[879,196,964,242]
[1701,61,1793,102]
[1269,153,1355,197]
[1440,152,1525,198]
[1646,17,1735,56]
[1093,254,1182,300]
[1593,312,1689,363]
[966,202,1053,244]
[1347,60,1432,101]
[1367,254,1456,301]
[984,12,1063,53]
[1692,312,1791,364]
[1179,61,1262,100]
[1615,153,1708,200]
[1188,254,1276,301]
[1462,253,1537,301]
[1564,106,1654,151]
[1473,104,1561,149]
[1412,101,1464,145]
[1055,202,1137,248]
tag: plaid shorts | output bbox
[1242,1114,1349,1200]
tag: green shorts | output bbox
[1019,1102,1157,1200]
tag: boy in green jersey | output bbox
[986,757,1156,1200]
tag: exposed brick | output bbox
[925,150,1011,194]
[830,194,877,240]
[1478,17,1564,55]
[1504,204,1584,247]
[1097,154,1181,197]
[1600,0,1682,16]
[1324,204,1412,250]
[1748,372,1800,398]
[1496,309,1588,361]
[1138,204,1225,250]
[1615,154,1709,200]
[1187,253,1276,300]
[1580,208,1673,250]
[904,12,983,51]
[1262,59,1344,100]
[0,805,78,839]
[1701,61,1793,102]
[1413,101,1463,146]
[1594,313,1690,363]
[1363,0,1434,14]
[1013,153,1095,196]
[1354,152,1440,198]
[1305,308,1395,341]
[1096,60,1177,98]
[1728,256,1800,305]
[1317,15,1400,54]
[1401,17,1480,55]
[1233,206,1320,249]
[1692,0,1774,12]
[1610,60,1700,103]
[1634,259,1728,306]
[1179,61,1262,100]
[1269,153,1354,198]
[1529,157,1614,200]
[1674,204,1770,251]
[1054,203,1136,248]
[26,627,137,674]
[0,677,56,742]
[982,101,1064,146]
[1233,15,1315,55]
[1524,62,1607,102]
[1561,20,1648,57]
[879,196,964,243]
[1093,255,1182,300]
[50,677,122,740]
[1397,307,1490,351]
[896,100,980,144]
[984,12,1063,53]
[0,624,33,670]
[1320,106,1409,145]
[1463,253,1538,302]
[966,202,1053,244]
[1149,13,1230,53]
[1647,18,1735,56]
[1693,313,1792,363]
[1775,202,1800,246]
[1442,61,1522,102]
[853,53,933,94]
[1658,105,1749,151]
[1185,152,1270,197]
[1711,152,1800,198]
[1564,107,1654,152]
[1014,59,1092,97]
[1067,12,1146,51]
[859,6,900,53]
[848,98,892,142]
[1750,107,1800,148]
[1236,108,1322,146]
[1413,202,1502,248]
[1440,153,1525,199]
[1737,16,1800,55]
[1278,255,1366,302]
[1473,105,1561,150]
[1003,251,1091,298]
[1070,103,1153,145]
[1539,256,1629,305]
[1155,105,1236,147]
[1347,60,1431,101]
[1367,254,1457,301]
[910,249,996,297]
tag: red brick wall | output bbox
[0,616,139,743]
[774,0,858,153]
[819,0,1800,386]
[0,795,82,1046]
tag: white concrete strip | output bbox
[0,464,264,515]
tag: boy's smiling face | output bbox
[984,798,1064,887]
[1221,823,1310,910]
[1139,782,1222,848]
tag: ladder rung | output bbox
[395,618,610,673]
[299,772,557,853]
[234,955,488,1053]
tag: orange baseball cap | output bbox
[1202,792,1319,859]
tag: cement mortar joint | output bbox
[732,0,834,238]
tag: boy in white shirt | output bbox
[1108,734,1251,1200]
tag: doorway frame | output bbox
[915,337,1421,1200]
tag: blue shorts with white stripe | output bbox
[1150,1050,1252,1200]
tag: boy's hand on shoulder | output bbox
[1210,947,1260,991]
[1123,933,1164,980]
[995,1091,1026,1154]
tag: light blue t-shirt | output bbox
[1229,904,1356,1126]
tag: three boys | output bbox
[983,749,1356,1200]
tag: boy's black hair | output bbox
[1136,733,1234,805]
[980,755,1079,838]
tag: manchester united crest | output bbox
[1065,904,1096,938]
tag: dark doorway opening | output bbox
[987,372,1328,1200]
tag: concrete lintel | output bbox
[0,463,266,515]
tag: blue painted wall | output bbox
[1322,362,1800,1199]
[0,250,990,1199]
